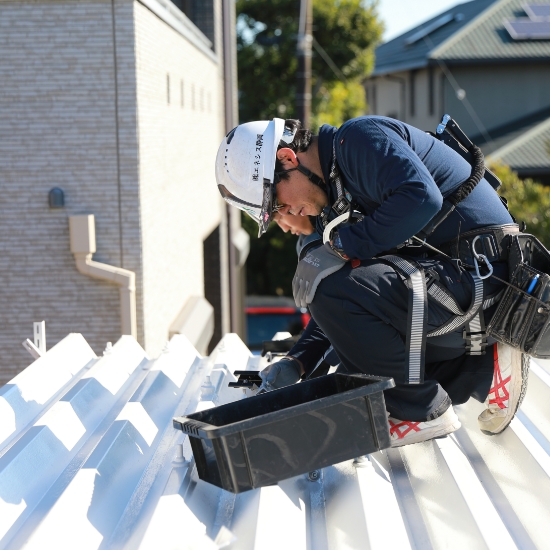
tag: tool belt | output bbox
[437,224,520,267]
[387,230,550,362]
[487,233,550,359]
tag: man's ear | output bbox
[276,147,299,167]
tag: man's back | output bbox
[317,116,514,258]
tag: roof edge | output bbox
[370,55,550,78]
[436,57,550,64]
[371,59,429,77]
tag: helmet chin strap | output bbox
[275,158,324,187]
[295,162,324,187]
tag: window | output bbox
[428,66,435,116]
[171,0,215,49]
[409,70,416,118]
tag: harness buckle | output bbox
[397,237,425,249]
[332,195,350,216]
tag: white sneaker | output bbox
[478,343,529,435]
[389,407,461,448]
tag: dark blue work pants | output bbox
[309,257,502,421]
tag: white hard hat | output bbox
[215,118,296,236]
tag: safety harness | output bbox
[318,115,513,384]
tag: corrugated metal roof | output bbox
[474,106,550,176]
[432,0,550,62]
[474,105,550,156]
[1,332,550,548]
[373,0,550,77]
[487,115,550,171]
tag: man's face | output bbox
[275,170,329,217]
[274,212,315,235]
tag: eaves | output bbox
[371,55,550,78]
[371,58,429,77]
[431,56,550,66]
[137,0,218,64]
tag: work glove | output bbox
[292,242,347,308]
[259,357,301,392]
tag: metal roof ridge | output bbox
[430,0,507,59]
[487,115,550,161]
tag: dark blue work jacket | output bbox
[316,116,512,259]
[290,116,514,375]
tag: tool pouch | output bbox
[487,234,550,358]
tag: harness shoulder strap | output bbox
[416,115,488,241]
[319,135,366,232]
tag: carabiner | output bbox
[322,212,350,244]
[473,253,493,280]
[472,236,493,280]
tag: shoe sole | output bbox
[390,419,461,448]
[480,353,530,436]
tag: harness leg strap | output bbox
[381,255,427,385]
[427,271,484,338]
[464,310,488,356]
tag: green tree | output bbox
[236,0,383,129]
[241,213,300,296]
[237,0,383,296]
[491,163,550,244]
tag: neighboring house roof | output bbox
[1,331,550,547]
[492,119,550,172]
[373,0,550,76]
[482,109,550,173]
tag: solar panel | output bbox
[504,18,550,39]
[523,3,550,20]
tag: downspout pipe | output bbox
[222,0,239,333]
[69,214,137,338]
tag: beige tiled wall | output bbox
[134,1,226,358]
[0,0,226,382]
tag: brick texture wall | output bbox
[0,0,226,382]
[134,0,225,358]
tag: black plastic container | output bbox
[173,373,394,493]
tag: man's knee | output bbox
[310,260,407,319]
[309,285,335,326]
[308,267,346,317]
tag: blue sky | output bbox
[376,0,471,42]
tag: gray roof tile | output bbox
[433,0,550,61]
[374,0,550,76]
[373,0,496,75]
